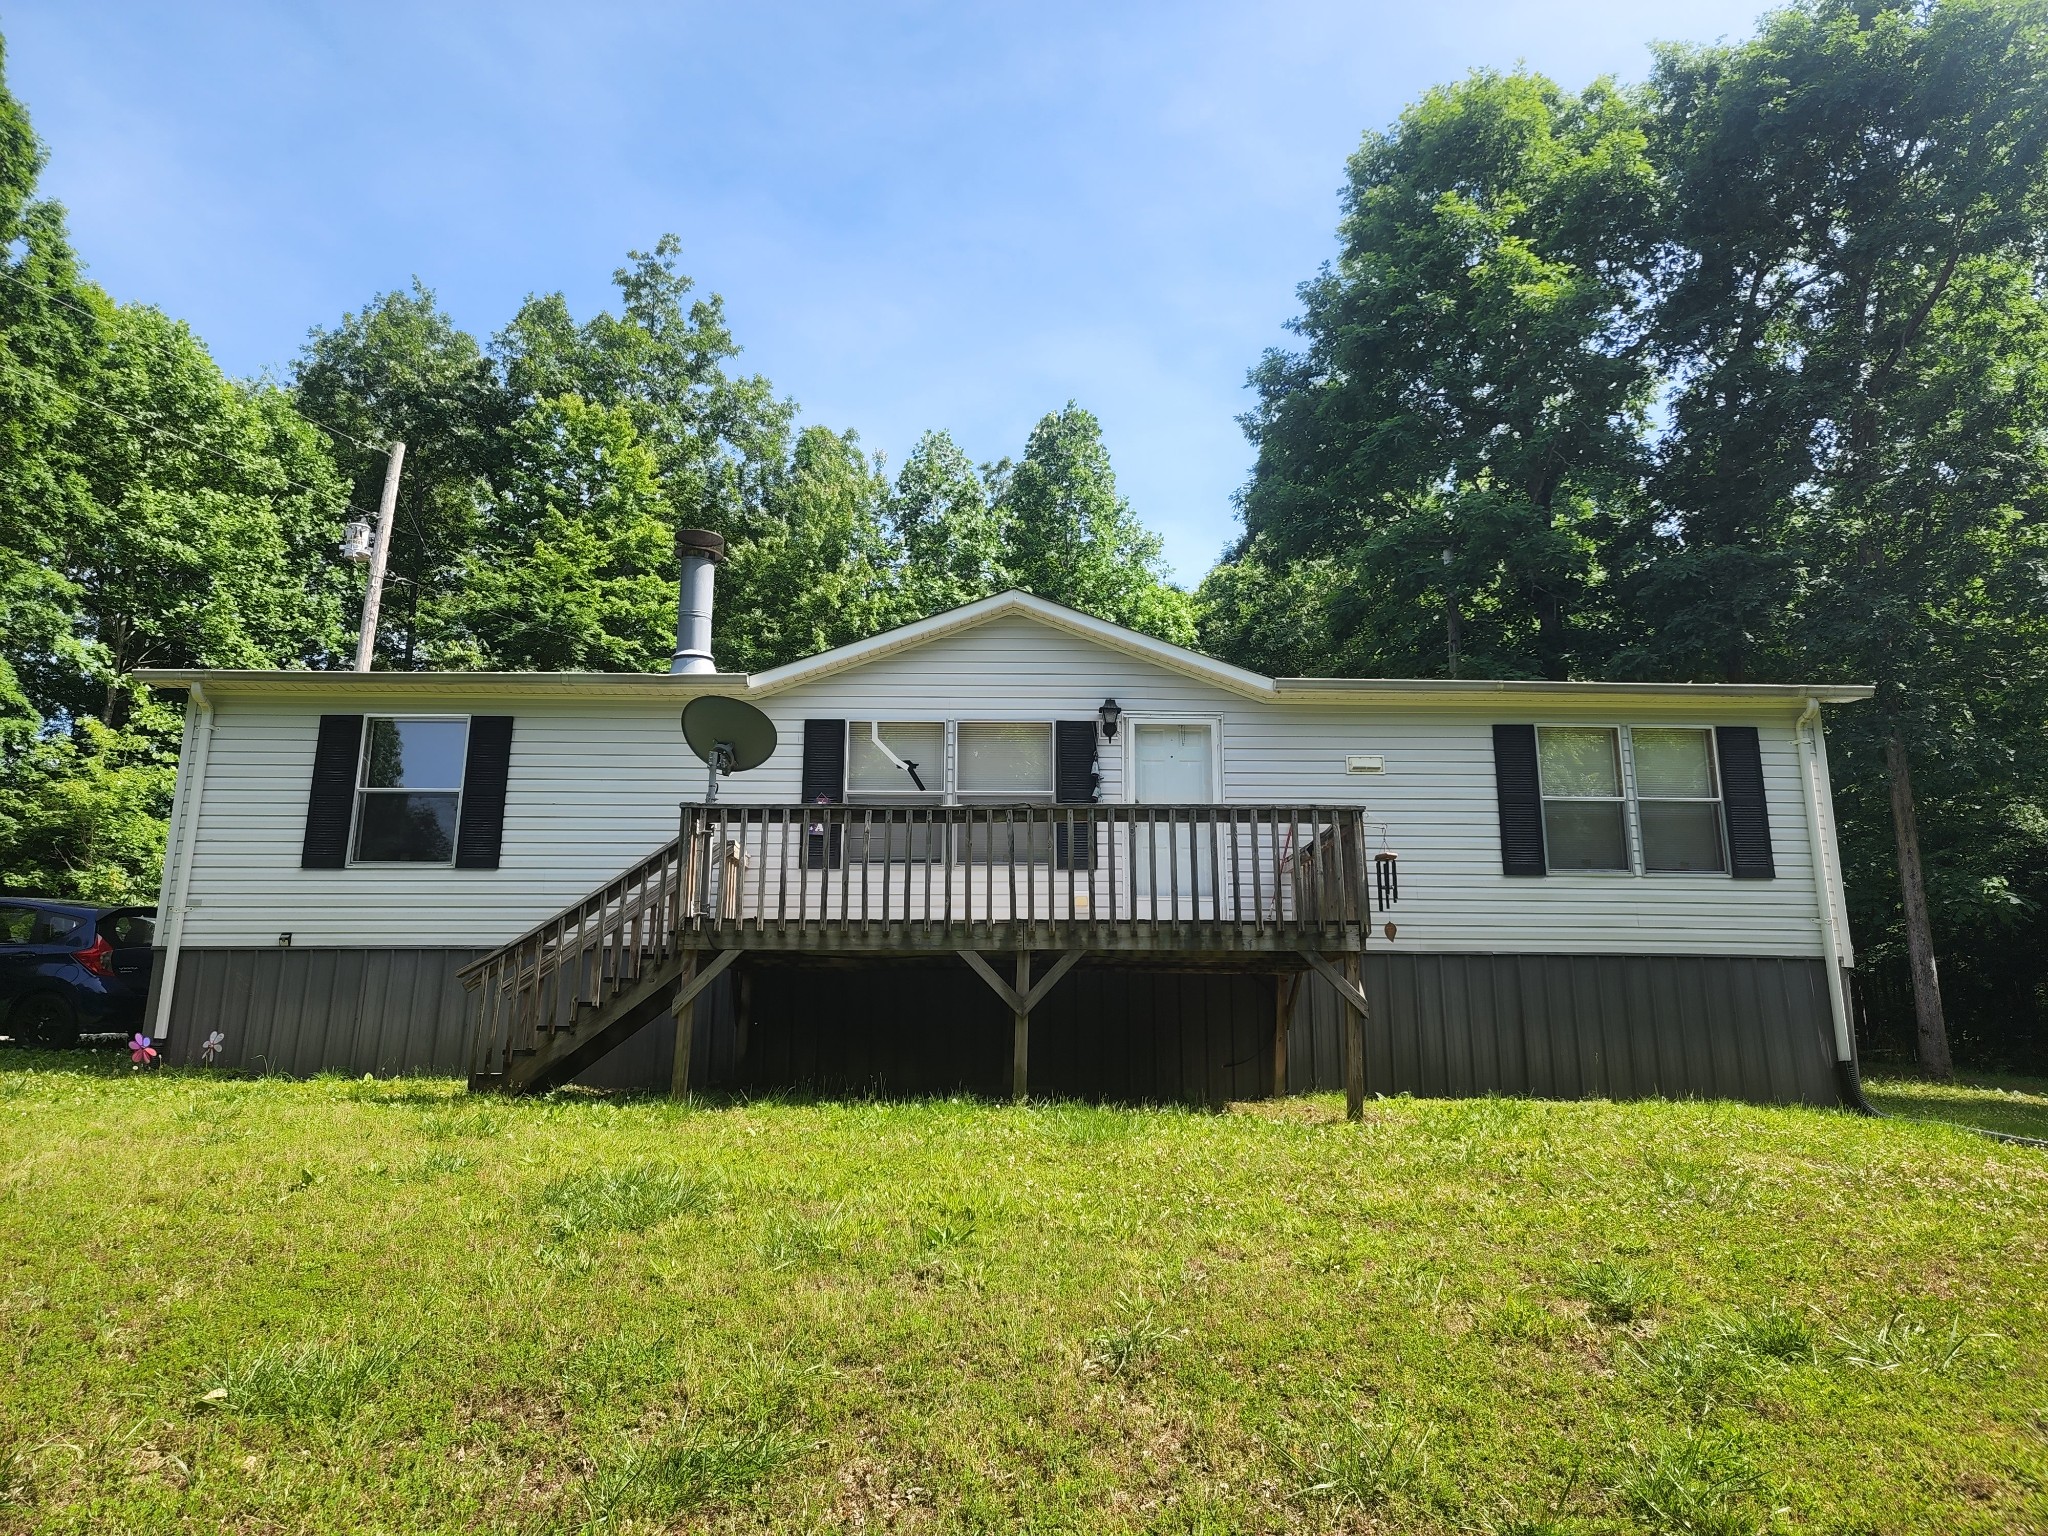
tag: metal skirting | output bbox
[152,946,488,1079]
[1290,953,1840,1107]
[149,947,1841,1107]
[150,945,734,1089]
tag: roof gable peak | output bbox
[744,590,1278,699]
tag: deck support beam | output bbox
[956,946,1087,1103]
[1012,950,1030,1104]
[1298,949,1370,1121]
[668,947,740,1098]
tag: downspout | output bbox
[150,681,213,1042]
[1795,697,1872,1112]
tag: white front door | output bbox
[1132,723,1215,916]
[1134,723,1214,804]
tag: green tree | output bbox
[66,306,354,707]
[1194,545,1349,678]
[0,708,179,903]
[994,403,1196,645]
[447,396,676,671]
[497,235,794,539]
[718,425,896,670]
[0,37,102,751]
[1239,70,1663,679]
[885,429,1006,616]
[293,283,508,668]
[1645,0,2048,1076]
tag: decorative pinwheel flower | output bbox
[129,1033,157,1068]
[201,1031,225,1065]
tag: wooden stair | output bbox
[462,835,709,1095]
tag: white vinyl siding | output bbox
[173,612,1834,957]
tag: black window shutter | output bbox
[801,719,845,869]
[454,716,515,870]
[1054,721,1098,803]
[1053,719,1099,869]
[1717,726,1776,879]
[1492,724,1546,877]
[301,714,364,869]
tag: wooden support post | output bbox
[1297,948,1370,1122]
[1273,972,1300,1098]
[1342,951,1365,1121]
[669,950,699,1098]
[1012,949,1032,1103]
[957,947,1084,1105]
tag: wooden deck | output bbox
[461,804,1375,1111]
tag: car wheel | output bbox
[13,992,79,1049]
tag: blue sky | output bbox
[7,2,1765,580]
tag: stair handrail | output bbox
[456,835,685,985]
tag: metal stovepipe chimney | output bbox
[669,528,726,675]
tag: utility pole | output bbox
[353,441,406,672]
[1442,548,1460,679]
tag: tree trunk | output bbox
[1885,733,1952,1079]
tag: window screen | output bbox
[957,722,1052,798]
[847,722,944,796]
[1537,726,1628,870]
[354,717,467,863]
[1633,727,1725,872]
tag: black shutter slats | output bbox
[454,716,515,870]
[1492,724,1546,877]
[1717,726,1776,879]
[801,719,846,869]
[301,714,364,869]
[800,718,847,802]
[1053,719,1099,870]
[1053,721,1098,803]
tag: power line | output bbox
[0,264,387,455]
[0,355,380,521]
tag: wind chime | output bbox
[1372,827,1400,909]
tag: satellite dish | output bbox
[681,695,777,804]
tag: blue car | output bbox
[0,900,157,1048]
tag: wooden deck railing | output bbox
[461,803,1370,1080]
[673,803,1369,938]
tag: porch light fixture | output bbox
[1098,698,1122,741]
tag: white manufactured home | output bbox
[139,534,1872,1110]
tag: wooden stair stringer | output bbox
[498,951,695,1095]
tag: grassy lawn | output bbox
[1865,1071,2048,1142]
[1,1055,2043,1534]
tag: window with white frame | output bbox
[1535,724,1728,874]
[1632,727,1725,872]
[847,721,944,798]
[1537,726,1630,870]
[353,716,468,863]
[956,721,1053,801]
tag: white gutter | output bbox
[1795,697,1854,1062]
[150,681,213,1041]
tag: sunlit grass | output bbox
[0,1050,2041,1532]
